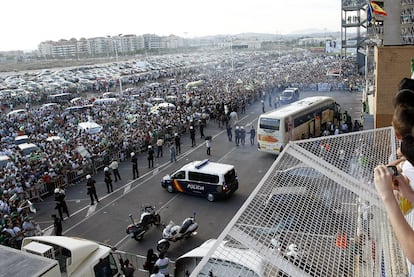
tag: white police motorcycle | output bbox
[126,205,161,241]
[157,212,198,253]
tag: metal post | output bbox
[112,36,123,94]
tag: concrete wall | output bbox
[383,1,401,45]
[374,45,414,128]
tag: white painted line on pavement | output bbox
[43,227,53,236]
[86,204,97,217]
[124,184,131,194]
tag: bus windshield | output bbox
[257,96,338,155]
[259,117,280,131]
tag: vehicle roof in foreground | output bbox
[180,159,234,174]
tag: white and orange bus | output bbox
[257,96,340,154]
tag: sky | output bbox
[1,0,341,52]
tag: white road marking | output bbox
[124,184,131,194]
[86,204,97,217]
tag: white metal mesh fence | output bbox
[191,127,409,277]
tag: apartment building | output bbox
[38,33,182,58]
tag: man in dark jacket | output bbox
[190,126,196,147]
[147,145,154,168]
[174,133,181,154]
[52,214,62,236]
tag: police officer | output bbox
[131,152,139,179]
[104,167,113,193]
[54,186,69,220]
[86,175,99,205]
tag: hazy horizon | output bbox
[1,0,341,52]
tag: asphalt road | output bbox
[32,90,363,275]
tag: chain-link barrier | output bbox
[191,127,409,277]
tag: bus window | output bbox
[259,118,280,131]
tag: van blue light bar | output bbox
[195,159,209,169]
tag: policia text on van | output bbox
[161,159,238,202]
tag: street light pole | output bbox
[229,37,234,72]
[114,39,122,94]
[108,34,123,94]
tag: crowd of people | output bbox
[0,50,364,249]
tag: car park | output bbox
[161,159,238,202]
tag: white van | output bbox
[18,143,40,157]
[0,155,11,168]
[93,98,118,105]
[102,92,118,98]
[6,109,26,118]
[14,135,29,145]
[279,87,299,104]
[78,122,102,134]
[161,159,238,202]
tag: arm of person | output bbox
[375,165,414,263]
[395,174,414,202]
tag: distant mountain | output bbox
[195,31,340,41]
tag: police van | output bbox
[161,159,238,202]
[279,87,299,104]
